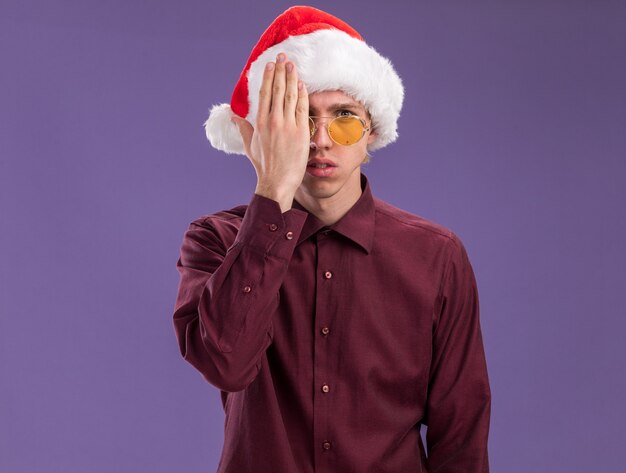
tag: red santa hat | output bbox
[204,5,404,155]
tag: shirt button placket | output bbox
[314,231,335,467]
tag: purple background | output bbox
[2,1,625,472]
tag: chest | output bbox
[271,233,439,383]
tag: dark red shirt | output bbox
[173,173,490,472]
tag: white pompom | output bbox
[203,103,246,155]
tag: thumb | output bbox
[231,116,254,155]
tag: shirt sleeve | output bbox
[172,194,308,392]
[424,233,491,472]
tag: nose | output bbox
[310,118,333,150]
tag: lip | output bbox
[306,157,337,178]
[307,157,337,167]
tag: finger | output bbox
[257,61,275,121]
[283,61,299,121]
[270,53,287,119]
[295,80,309,133]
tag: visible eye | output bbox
[336,109,355,117]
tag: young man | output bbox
[173,6,490,472]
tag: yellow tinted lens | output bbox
[328,116,364,145]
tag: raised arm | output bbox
[173,196,306,392]
[173,52,310,392]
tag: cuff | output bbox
[234,194,308,260]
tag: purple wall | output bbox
[2,1,625,472]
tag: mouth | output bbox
[307,163,334,169]
[306,159,337,177]
[307,156,337,167]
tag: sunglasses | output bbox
[309,115,371,146]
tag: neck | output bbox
[294,174,363,226]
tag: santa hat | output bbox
[204,5,404,155]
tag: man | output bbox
[173,6,490,472]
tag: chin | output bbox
[299,176,343,199]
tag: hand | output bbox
[232,53,310,213]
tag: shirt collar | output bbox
[292,173,375,254]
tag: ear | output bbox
[366,126,377,145]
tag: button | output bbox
[285,231,294,240]
[269,223,278,231]
[321,384,329,393]
[324,271,333,279]
[243,285,251,293]
[321,326,330,336]
[322,440,332,451]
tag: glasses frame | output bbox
[308,115,371,146]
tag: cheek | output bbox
[347,146,368,166]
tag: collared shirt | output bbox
[173,173,490,473]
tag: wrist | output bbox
[254,184,295,213]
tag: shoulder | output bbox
[372,196,470,258]
[373,197,455,240]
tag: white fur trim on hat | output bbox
[204,28,404,155]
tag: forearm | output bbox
[425,356,491,472]
[173,194,307,392]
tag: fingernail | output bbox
[276,53,285,63]
[266,62,274,71]
[286,63,293,72]
[298,81,303,90]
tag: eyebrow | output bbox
[309,102,365,115]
